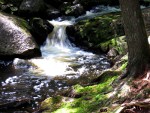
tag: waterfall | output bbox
[43,20,73,48]
[1,5,114,111]
[23,20,94,77]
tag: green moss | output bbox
[41,59,129,113]
[119,61,127,71]
[41,96,63,113]
[74,12,123,50]
[51,71,119,113]
[100,36,127,54]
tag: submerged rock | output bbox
[0,12,41,60]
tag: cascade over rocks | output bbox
[0,12,41,60]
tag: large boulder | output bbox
[0,12,41,60]
[45,5,61,19]
[60,3,85,17]
[44,0,63,9]
[19,0,46,17]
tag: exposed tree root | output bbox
[116,99,150,113]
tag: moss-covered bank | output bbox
[40,53,150,113]
[67,12,124,52]
[67,8,150,54]
[40,57,128,113]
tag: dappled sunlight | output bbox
[29,58,71,76]
[143,70,150,81]
[118,83,131,98]
[54,108,79,113]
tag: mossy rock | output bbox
[67,8,150,52]
[40,96,76,113]
[100,36,127,54]
[67,12,124,51]
[40,96,63,113]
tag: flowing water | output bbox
[0,5,119,112]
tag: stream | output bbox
[0,5,119,112]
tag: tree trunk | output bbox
[119,0,150,78]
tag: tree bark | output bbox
[119,0,150,78]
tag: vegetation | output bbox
[40,59,127,113]
[40,1,150,113]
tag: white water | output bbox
[14,20,103,77]
[13,5,113,78]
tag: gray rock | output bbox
[60,3,85,17]
[0,12,41,60]
[45,5,61,19]
[19,0,45,17]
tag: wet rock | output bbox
[45,5,61,19]
[67,12,123,51]
[0,12,41,60]
[100,36,127,54]
[79,0,119,10]
[107,48,119,57]
[30,18,54,45]
[40,96,63,112]
[0,98,32,110]
[44,0,63,9]
[140,0,150,6]
[5,0,23,7]
[62,4,85,17]
[40,96,74,113]
[73,0,79,5]
[19,0,46,17]
[67,8,150,52]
